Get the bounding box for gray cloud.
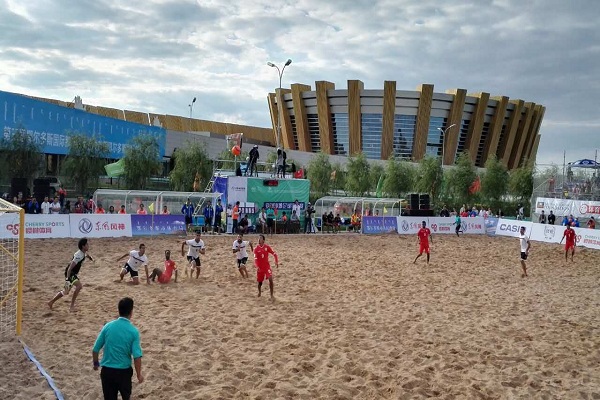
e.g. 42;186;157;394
0;0;597;166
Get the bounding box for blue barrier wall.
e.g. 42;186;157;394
0;90;166;159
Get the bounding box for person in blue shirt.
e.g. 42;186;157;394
214;198;224;234
266;205;276;235
561;215;569;226
203;202;214;233
93;297;143;400
574;218;580;228
181;199;195;232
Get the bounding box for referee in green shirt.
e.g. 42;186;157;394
92;297;143;400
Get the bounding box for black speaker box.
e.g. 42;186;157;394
419;193;430;210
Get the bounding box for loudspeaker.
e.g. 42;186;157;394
409;193;419;210
11;178;29;199
33;183;51;202
419;194;430;210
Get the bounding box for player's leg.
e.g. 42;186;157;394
413;250;423;263
47;286;66;310
571;246;575;262
100;367;120;400
149;268;161;282
257;269;264;296
195;259;201;279
520;260;528;278
130;270;140;285
426;249;430;264
240;259;249;278
144;265;150;284
268;276;274;299
120;264;129;281
69;280;83;312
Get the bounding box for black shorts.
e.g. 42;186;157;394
185;215;192;225
214;216;221;228
187;256;201;266
267;218;274;228
123;264;139;278
64;266;79;284
237;257;248;268
520;252;528;261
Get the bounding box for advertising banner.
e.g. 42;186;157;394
226;176;248;207
396;217;428;235
485;217;499;236
362;216;397;234
69;214;132;238
425;217;486;235
494;219;533;238
0;214;70;239
246;178;310;209
535;197;600;218
131;215;186;236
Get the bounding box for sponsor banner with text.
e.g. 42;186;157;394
131;215;186;236
0;214;70;239
362;216;398;234
535;197;600;218
396;217;428;235
485;217;499;236
69;214;132;238
427;217;486;235
494;219;533;238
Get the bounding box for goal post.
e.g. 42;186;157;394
0;198;25;336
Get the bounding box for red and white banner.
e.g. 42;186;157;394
427;217;485;235
69;214;132;238
535;197;600;218
0;214;71;239
494;219;534;238
396;217;427;235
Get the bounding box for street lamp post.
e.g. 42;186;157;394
188;97;197;119
437;123;457;165
267;58;292;149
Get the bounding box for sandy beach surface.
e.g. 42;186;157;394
3;233;600;399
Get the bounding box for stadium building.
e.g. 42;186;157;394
267;80;545;170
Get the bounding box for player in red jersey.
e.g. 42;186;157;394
148;250;178;284
559;224;576;262
253;234;279;299
413;221;432;264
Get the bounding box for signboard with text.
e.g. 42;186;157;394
131;215;186;236
69;214;132;238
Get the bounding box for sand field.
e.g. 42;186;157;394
2;233;600;399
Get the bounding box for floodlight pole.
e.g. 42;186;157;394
189;97;197;119
437;123;457;165
267;59;292;150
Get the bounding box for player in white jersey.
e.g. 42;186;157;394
181;231;206;279
518;226;531;278
48;238;94;312
232;233;253;278
116;243;149;285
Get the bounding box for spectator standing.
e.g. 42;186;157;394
439;205;450;218
92;297;144;400
247;145;259;177
538;210;546;224
203;202;214;232
214;199;223;234
40;196;51;214
587;216;596;229
548;211;556;225
51;197;61;214
181;199;194;232
232;201;240;234
58;185;67;208
28;198;41;214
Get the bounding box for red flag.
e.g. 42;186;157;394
469;176;481;194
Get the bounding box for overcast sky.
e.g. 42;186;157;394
0;0;598;167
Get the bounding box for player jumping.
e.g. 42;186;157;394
116;243;149;285
182;230;206;279
48;238;94;312
232;234;253;278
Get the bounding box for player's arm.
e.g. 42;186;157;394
429;233;433;244
86;254;95;262
200;246;206;255
116;253;129;262
249;242;254;252
559;233;565;244
174;268;178;283
181;241;186;256
144;264;150;284
268;246;279;267
526;239;531;254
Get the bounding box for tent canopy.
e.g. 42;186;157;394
568;159;600;169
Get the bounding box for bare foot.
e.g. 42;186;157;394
47;301;53;310
257;292;261;297
69;306;77;313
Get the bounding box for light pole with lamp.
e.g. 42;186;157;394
437;123;457;165
267;58;292;150
188;97;196;119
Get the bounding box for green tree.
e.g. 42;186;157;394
481;155;509;209
61;133;109;195
123;134;162;189
345;153;371;196
0;125;43;187
446;151;477;206
509;161;534;202
169;142;213;192
382;157;414;197
307;152;333;199
330;162;347;194
415;156;444;205
370;163;385;192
